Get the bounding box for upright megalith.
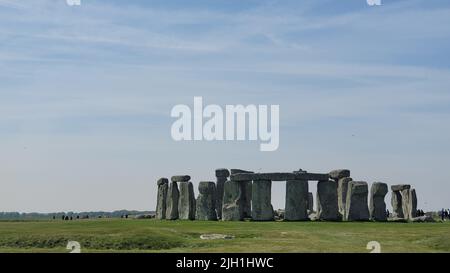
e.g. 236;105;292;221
400;187;417;221
156;178;169;220
178;181;196;220
369;182;388;221
215;169;230;219
285;180;309;221
345;181;370;221
222;180;243;221
230;169;253;218
329;169;350;181
337;177;353;216
166;181;180;220
391;184;410;219
316;180;340;221
196;182;217;221
308;192;314;212
252;180;274;221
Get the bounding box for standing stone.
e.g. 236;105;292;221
178;182;196;220
252;180;274;221
400;188;417;221
222;180;243;221
337;177;353;216
329;169;350;180
285;180;309;221
215;169;230;220
156;178;169;220
230;169;253;219
316;180;340;221
369;182;388;221
308;192;314;212
345;181;370;221
166;181;179;220
391;184;410;219
196;182;217;221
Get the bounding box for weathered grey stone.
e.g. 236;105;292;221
196;182;217;221
316;180;340;221
411;189;417;218
308;192;314;212
156;178;169;220
391;191;404;218
285;180;309;221
369;182;388;221
230;169;254;175
216;168;230;178
231;172;329;182
171;175;191;182
412;215;434;223
391;184;411;192
345;181;370;221
401;188;417;221
178;182;196;220
157;178;169;186
166;181;179;220
251;180;274;221
215;176;227;220
337;177;353;215
329;169;350;180
222;181;243;221
240;181;252;218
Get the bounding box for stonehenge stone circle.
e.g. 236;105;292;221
337;177;353;216
196;182;217;221
215;168;230;220
345;181;370;221
155;170;420;223
251;179;274;221
316;180;340;221
166;181;180;220
329;169;350;180
178;181;196;220
369;182;388;221
222;180;244;221
171;175;191;183
156;178;169;220
285;180;309;221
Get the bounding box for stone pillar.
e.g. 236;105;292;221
230;169;253;218
337;177;353;216
215;169;230;220
345;181;370;221
308;192;314;212
391;184;410;219
156;178;169;220
285;180;309;221
178;182;196;220
252;180;274;221
196;182;217;221
369;182;388;221
166;181;180;220
400;187;417;221
316;180;340;221
222;180;244;221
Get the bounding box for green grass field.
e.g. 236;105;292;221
0;219;449;253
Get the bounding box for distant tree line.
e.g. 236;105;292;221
0;210;154;220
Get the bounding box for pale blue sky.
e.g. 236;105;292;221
1;0;450;212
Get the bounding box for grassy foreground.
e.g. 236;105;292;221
0;219;449;253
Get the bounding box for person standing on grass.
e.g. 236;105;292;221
441;209;445;221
